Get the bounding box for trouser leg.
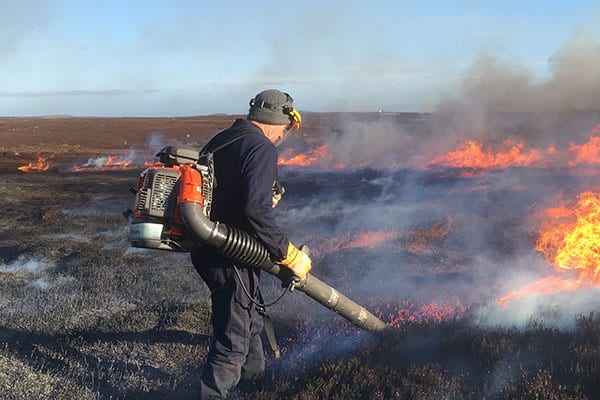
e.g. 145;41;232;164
241;303;265;381
198;266;265;399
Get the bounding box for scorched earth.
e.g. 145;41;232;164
2;112;600;399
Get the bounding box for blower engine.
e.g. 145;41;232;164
127;145;389;335
129;145;205;252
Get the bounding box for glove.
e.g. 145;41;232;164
279;242;312;279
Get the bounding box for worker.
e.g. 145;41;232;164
190;89;311;399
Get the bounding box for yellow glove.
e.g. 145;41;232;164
279;242;311;279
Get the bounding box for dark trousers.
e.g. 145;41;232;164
192;249;265;399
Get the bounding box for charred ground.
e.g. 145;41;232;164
1;114;600;399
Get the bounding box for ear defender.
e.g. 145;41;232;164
283;106;302;131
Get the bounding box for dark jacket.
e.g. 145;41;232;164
197;118;289;263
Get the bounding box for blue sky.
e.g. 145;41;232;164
1;0;599;116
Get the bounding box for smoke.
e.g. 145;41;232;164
297;26;600;172
433;28;600;148
473;286;600;329
145;132;169;148
540;28;600;113
0;257;54;292
27;278;53;291
0;256;51;273
271;29;600;335
275;136;600;335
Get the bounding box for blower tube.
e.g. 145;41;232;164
179;202;389;334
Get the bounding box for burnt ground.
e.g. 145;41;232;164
2;114;600;399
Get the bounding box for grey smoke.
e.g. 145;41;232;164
146;132;169;148
0;257;51;273
433;28;600;148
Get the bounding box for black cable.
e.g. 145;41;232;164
232;264;291;308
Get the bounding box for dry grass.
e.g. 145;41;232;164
1;168;600;399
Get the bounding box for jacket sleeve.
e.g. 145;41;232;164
240;140;289;261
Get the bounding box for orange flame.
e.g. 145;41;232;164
71;155;160;172
311;218;452;255
497;191;600;307
407;217;453;254
428;124;600;173
428;139;552;170
568;124;600;166
313;229;402;254
346;229;402;249
278;144;331;167
18;156;51;172
537;192;600;278
378;299;467;327
496;275;583;308
72;155;132;172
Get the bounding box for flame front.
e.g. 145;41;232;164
537;192;600;279
18;156;51;172
278;144;334;168
568;124;600;166
71;155;160;172
428;139;553;170
497;191;600;307
426;124;600;173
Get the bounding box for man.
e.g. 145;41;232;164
191;89;311;399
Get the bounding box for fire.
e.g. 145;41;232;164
71;155;160;172
428;139;551;170
346;229;402;249
497;191;600;307
72;155;132;172
311;218;452;255
18;156;52;172
278;144;332;167
428;124;600;173
536;192;600;277
568;124;600;166
18;152;160;173
313;229;402;254
496;275;583;308
378;299;467;327
407;217;452;254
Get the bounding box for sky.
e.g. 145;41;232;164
1;0;600;117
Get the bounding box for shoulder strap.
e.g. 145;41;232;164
198;128;262;219
201;128;261;155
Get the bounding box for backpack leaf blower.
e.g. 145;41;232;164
127;145;388;334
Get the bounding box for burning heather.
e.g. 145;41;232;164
17;155;52;172
12;119;600;326
279;123;600;172
70;154;160;172
498;191;600;307
5;110;600;398
5;28;600;398
268;119;600;331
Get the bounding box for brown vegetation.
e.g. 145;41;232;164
2;115;600;399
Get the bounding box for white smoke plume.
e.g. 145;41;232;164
0;256;51;273
145;131;169;148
